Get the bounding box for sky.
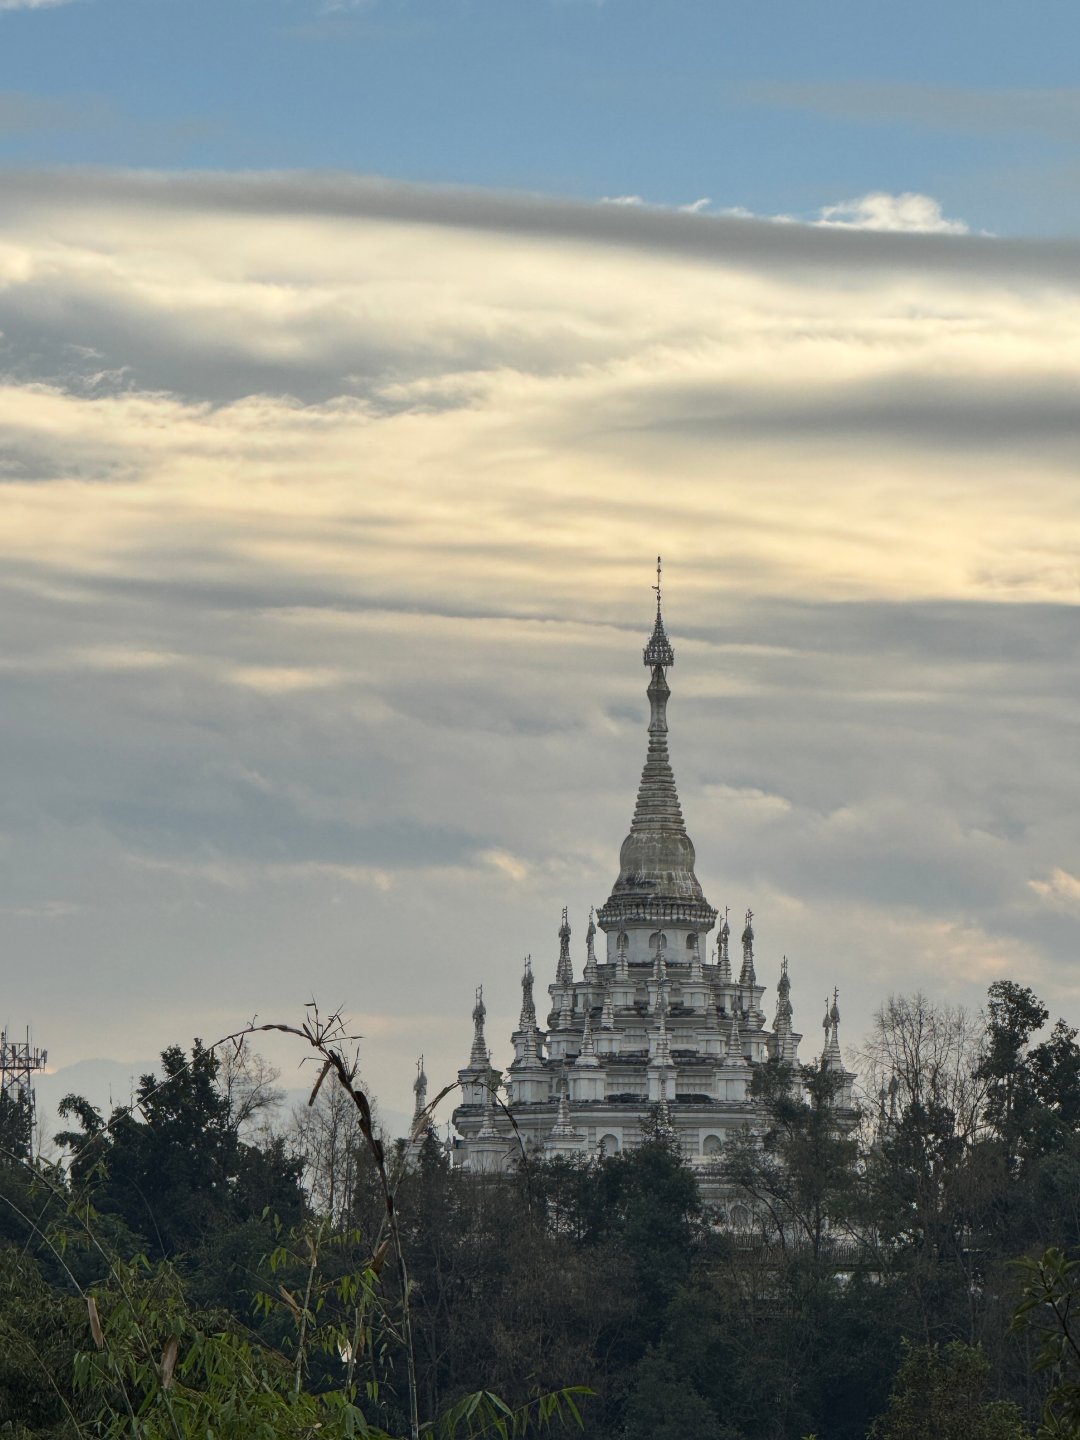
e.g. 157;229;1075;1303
2;0;1080;1137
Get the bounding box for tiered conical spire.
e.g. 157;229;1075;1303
717;910;732;983
575;1010;600;1067
469;986;488;1066
555;908;573;986
739;910;756;987
584;909;599;983
773;958;798;1064
518;956;536;1032
601;986;615;1030
412;1055;428;1121
728;1006;746;1064
549;1078;580;1138
476;1070;500;1139
597;560;716;932
822;988;843;1070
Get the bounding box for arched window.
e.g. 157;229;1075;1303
686;933;698;953
702;1133;723;1156
731;1204;751;1229
598;1133;621;1155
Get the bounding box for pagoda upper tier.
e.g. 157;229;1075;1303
597;562;717;936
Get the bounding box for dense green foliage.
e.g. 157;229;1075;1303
4;981;1080;1436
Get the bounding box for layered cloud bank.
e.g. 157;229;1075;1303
1;170;1078;1119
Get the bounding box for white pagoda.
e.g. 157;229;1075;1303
452;565;853;1179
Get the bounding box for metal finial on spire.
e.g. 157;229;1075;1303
643;556;675;668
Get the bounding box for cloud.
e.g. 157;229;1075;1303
0;168;1078;1121
0;0;78;9
1031;868;1080;912
1;169;1076;283
816;192;970;235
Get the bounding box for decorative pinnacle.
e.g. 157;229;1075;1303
584;908;599;982
468;985;489;1067
739;909;756;987
556;907;573;986
518;956;536;1031
412;1055;428;1118
774;958;793;1038
643;555;675;669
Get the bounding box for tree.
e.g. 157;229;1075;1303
868;1340;1029;1440
57;1040;305;1260
722;1060;858;1260
1012;1247;1080;1438
979;982;1050;1167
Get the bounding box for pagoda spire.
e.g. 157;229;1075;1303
549;1079;578;1138
601;985;615;1030
475;1067;500;1139
773;957;799;1065
597;561;717;934
469;986;488;1066
716;909;732;983
575;1010;600;1067
728;1005;747;1064
555;908;573;987
739;909;756;987
518;956;537;1032
412;1054;428;1121
822;988;843;1070
584;908;599;983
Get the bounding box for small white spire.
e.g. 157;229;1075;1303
518;955;537;1032
584;908;599;983
616;931;629;982
822;987;843;1070
601;985;615;1030
728;1006;746;1064
469;985;488;1066
412;1054;428;1120
476;1066;500;1139
549;1077;579;1138
555;907;573;986
717;910;732;984
575;1010;600;1067
739;908;756;987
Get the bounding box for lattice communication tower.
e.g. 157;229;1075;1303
0;1026;48;1160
